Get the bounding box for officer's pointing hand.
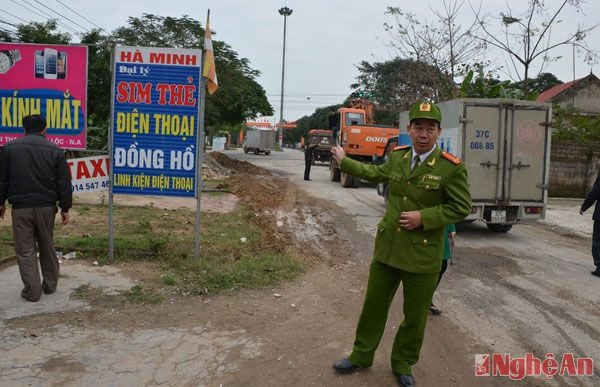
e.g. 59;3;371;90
331;145;345;163
399;211;422;230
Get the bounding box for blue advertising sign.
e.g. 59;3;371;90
111;46;201;197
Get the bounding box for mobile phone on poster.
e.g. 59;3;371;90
34;50;44;78
44;48;57;79
57;51;66;79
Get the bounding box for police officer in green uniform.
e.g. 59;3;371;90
330;101;471;387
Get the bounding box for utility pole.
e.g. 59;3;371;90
278;6;292;150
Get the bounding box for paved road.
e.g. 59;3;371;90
227;147;600;385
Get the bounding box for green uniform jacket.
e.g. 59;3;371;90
341;146;471;273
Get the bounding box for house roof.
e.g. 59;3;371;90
536;77;583;103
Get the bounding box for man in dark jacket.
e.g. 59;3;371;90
304;142;318;181
0;114;72;301
580;164;600;277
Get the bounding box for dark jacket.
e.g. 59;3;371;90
581;171;600;221
0;133;72;212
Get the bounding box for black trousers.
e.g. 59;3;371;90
304;160;312;180
436;259;448;288
593;220;600;269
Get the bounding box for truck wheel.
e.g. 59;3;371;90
330;163;341;182
352;176;361;188
340;172;354;188
265;151;271;155
244;148;249;154
254;149;259;155
487;224;513;232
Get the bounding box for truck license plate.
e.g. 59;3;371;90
491;210;506;223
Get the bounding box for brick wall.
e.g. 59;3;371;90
550;139;600;197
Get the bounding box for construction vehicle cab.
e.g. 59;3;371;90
328;100;398;187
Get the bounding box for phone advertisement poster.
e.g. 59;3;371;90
111;46;201;197
0;43;88;149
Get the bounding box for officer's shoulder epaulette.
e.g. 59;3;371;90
441;151;462;165
393;145;411;151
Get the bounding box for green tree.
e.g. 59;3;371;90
0;29;14;42
351;58;450;122
511;72;563;94
459;65;529;99
15;20;70;44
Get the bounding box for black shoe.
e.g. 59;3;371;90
332;358;362;374
20;291;40;302
591;269;600;278
42;281;55;294
395;374;415;387
304;178;311;181
429;304;442;315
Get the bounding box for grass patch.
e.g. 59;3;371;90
125;285;163;304
4;201;307;297
160;272;177;286
71;284;94;300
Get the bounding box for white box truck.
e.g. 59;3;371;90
398;98;552;232
243;129;276;155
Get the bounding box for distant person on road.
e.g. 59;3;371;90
580;163;600;278
0;114;72;302
329;101;471;387
304;142;318;181
429;223;456;315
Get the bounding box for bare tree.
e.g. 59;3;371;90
470;0;599;95
384;0;484;98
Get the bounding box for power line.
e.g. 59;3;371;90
0;18;18;27
54;0;102;30
16;0;80;35
10;0;56;23
0;9;29;24
30;0;90;33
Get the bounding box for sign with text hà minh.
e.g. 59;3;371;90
0;43;88;149
111;46;201;197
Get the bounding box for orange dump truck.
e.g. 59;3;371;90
328;100;398;187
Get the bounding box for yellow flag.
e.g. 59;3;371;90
203;12;218;94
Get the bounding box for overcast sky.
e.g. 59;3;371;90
2;0;599;121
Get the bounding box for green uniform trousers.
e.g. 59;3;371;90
348;261;439;375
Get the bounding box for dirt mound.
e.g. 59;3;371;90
211;153;349;265
210;152;270;176
202;154;231;180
